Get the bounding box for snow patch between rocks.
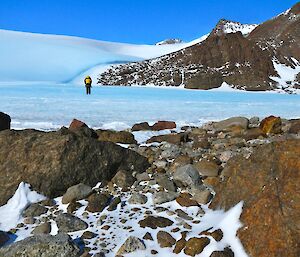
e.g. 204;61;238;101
0;182;46;231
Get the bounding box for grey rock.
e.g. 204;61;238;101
107;196;121;211
160;143;181;159
128;193;148;205
23;203;47;218
136;172;151;182
62;183;93;204
213;117;249;132
117;236;146;255
55;213;88;233
152;191;178;204
111;170;136;189
0;234;80;257
0;231;10;247
173;164;201;188
155;174;176;192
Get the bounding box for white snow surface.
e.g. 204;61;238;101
0;29;204;84
8;182;248;257
222;22;257;36
0;182;46;231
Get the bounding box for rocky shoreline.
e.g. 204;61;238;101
0;112;299;257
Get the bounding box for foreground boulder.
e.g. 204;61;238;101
259;115;282;134
151;121;176;131
210;139;300;257
212;117;249;132
0;112;11;131
0;128;149;205
0;234;80;257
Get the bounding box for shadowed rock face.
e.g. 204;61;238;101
99;2;300;92
0;128;149;206
210;139;300;257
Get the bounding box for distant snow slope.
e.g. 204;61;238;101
0;29;205;84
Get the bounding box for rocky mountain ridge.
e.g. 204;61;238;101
98;2;300;93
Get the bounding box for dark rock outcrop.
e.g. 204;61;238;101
210;139;300;257
0;128;149;206
96;129;137;144
0;112;11;131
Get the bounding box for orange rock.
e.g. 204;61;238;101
259;116;282;134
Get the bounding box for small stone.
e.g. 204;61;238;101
56;213;88;233
194;160;220;177
116;236;146;255
151;250;158;254
175;209;193;220
23;203;47;218
184;237;210;256
86;193;111;213
143;232;153;241
173;164;201;188
67;201;83;213
157;231;176;248
108;197;121;211
81;231;97;239
139;216;173;229
173;233;187;254
200;229;223;242
210;247;234;257
176;193;199;207
111;170;136;189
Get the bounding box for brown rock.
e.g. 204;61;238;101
86;193;111;213
289;119;300;134
111;170;136;189
200;229;223;241
146;133;186;144
210;247;234;257
151;121;176;131
157;231;176;248
138;216;173;229
259;115;282;134
69;119;88;130
176;193;199;207
169;155;192;172
242;127;265;141
143;232;153;241
194;160;220;177
81;231;97;239
173;233;187;254
32;222;51;235
184;237;210;256
132;122;151;131
210;139;300;257
96;129;137;144
67;201;83;213
0;112;11;131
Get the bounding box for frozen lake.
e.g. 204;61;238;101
0;83;300;130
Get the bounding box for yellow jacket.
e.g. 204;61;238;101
84;77;92;86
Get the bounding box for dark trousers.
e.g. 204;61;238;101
86;85;91;95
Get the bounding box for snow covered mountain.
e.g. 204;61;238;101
0;29;191;84
156;38;183;45
99;2;300;93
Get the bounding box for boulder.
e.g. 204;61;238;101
173;164;201;188
132;122;151;131
176;193;199;207
259;115;282;134
151;121;176;131
0;112;11;131
155;174;176;192
56;213;88;233
0;129;149;205
69;118;88;130
139;216;173;229
0;234;80;257
242;127;265;141
111;170;136;189
62;183;93;204
193;160;220;177
23;203;48;217
117;236;146;255
157;231;176;248
0;231;10;247
213;117;249;132
96;129;137;144
128;193;148;205
86;192;111;213
107;196;121;211
146;133;187;144
32;222;51;235
289;119;300;134
210;139;300;257
152;191;178;205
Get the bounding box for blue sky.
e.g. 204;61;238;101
0;0;298;44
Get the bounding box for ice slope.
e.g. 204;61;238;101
0;29;195;84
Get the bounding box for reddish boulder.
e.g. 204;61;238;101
131;122;151;131
259;116;282;135
210;139;300;257
151;121;176;131
69;119;88;130
0;112;11;131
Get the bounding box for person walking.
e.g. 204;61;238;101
84;76;92;95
